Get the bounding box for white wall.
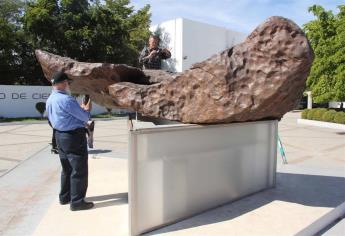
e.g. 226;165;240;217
0;85;107;118
151;18;247;72
182;18;247;71
329;102;345;108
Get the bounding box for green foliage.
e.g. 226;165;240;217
0;0;26;84
0;117;48;123
322;110;337;122
307;109;317;120
304;108;327;120
23;0;151;65
1;0;151;85
35;102;46;117
312;108;328;120
333;112;345;124
304;4;345;103
301;109;310;119
302;108;345;124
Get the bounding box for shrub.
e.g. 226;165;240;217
333;112;345;124
35;102;46;118
304;108;328;121
307;109;315;120
312;108;328;121
303;108;345;124
322;110;337;122
307;109;316;120
301;109;310;119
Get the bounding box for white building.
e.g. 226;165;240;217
150;18;247;72
0;85;107;118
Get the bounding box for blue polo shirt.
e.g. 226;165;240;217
46;90;90;131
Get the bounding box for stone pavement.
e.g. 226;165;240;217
0;118;129;236
277;111;345;177
0;118;129;176
0;123;51;176
0;113;344;236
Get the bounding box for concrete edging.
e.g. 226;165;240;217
296;202;345;236
297;119;345;131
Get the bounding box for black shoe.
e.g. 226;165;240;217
59;199;70;205
70;201;94;211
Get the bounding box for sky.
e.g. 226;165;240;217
130;0;343;33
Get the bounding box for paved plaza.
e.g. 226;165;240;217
0;112;344;235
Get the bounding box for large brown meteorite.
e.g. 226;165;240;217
36;16;313;124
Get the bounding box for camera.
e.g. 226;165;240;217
83;95;90;105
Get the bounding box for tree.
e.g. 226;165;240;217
304;4;345;103
35;101;46;118
332;5;345;102
0;0;151;85
0;0;50;85
0;0;23;84
23;0;151;65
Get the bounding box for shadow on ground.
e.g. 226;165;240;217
145;173;345;235
86;192;128;209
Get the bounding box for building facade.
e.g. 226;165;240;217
150;18;247;72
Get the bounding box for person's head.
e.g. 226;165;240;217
51;71;71;92
148;35;160;49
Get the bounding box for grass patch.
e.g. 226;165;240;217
0;117;47;123
91;113;128;119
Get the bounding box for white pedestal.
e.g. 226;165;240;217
128;120;278;235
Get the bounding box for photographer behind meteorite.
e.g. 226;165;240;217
139;34;171;70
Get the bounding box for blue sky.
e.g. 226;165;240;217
130;0;343;33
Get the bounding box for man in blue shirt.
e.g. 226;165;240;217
46;71;94;211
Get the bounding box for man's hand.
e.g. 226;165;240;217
147;50;158;59
81;99;92;112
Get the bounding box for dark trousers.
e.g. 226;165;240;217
55;128;88;205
